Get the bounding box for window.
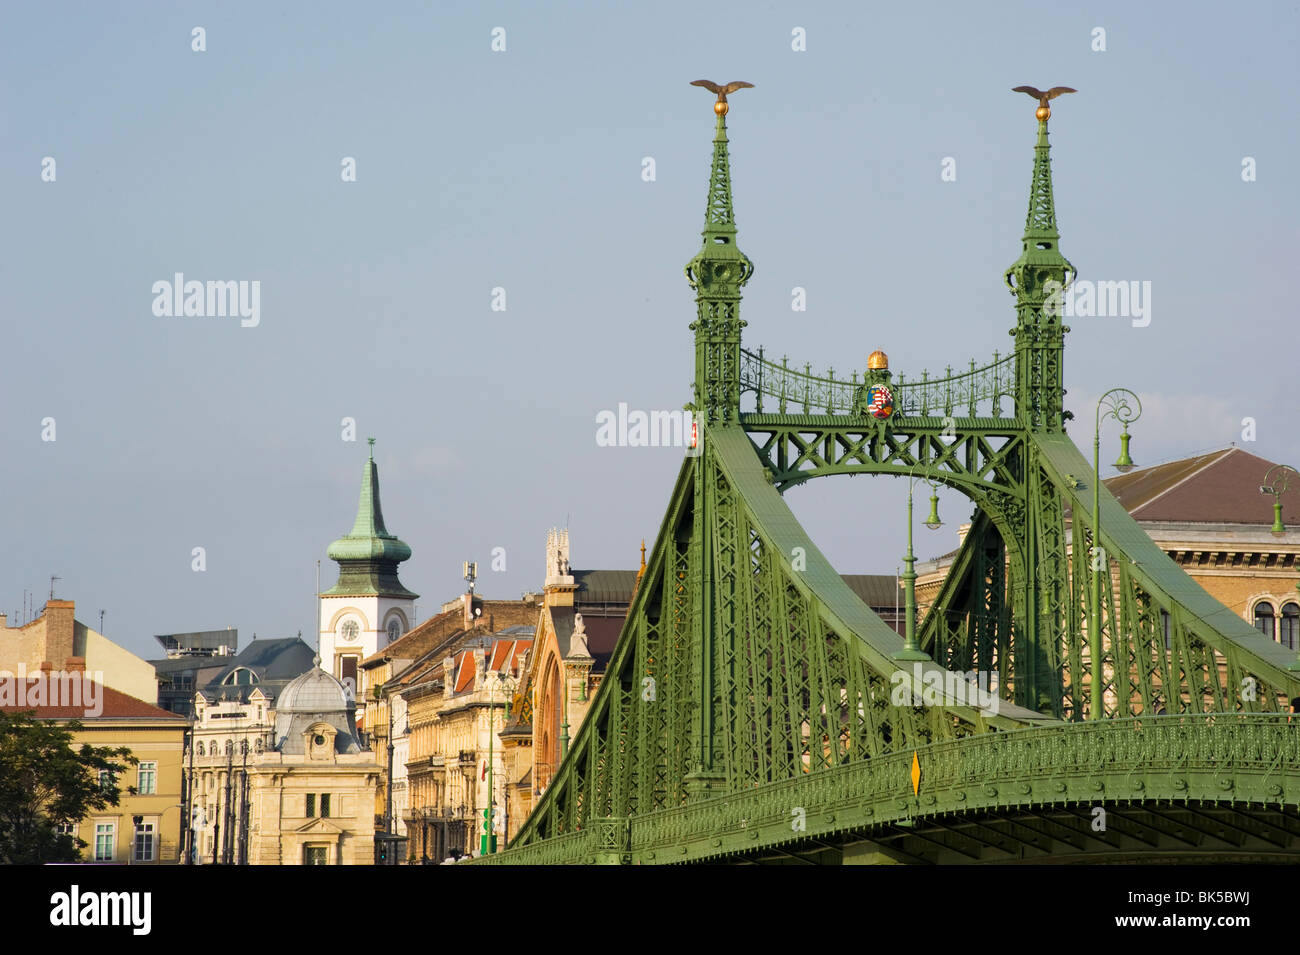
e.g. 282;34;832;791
387;618;402;642
340;656;358;700
1255;601;1276;640
306;793;316;817
98;770;114;792
1281;603;1300;651
133;821;155;862
222;667;259;686
304;845;328;865
56;821;76;837
94;823;115;862
197;742;205;756
321;794;331;818
137;761;157;795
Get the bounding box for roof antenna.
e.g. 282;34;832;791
315;560;322;668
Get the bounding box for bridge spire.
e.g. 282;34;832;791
685;81;754;424
1005;88;1076;432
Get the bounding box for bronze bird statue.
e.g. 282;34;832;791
691;79;754;115
1012;85;1076;120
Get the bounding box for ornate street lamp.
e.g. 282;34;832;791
893;465;943;661
1090;388;1141;720
1260;464;1297;538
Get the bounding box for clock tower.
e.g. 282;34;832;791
319;440;418;703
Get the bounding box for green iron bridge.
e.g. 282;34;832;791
478;88;1300;864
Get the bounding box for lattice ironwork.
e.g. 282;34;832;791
739;348;1016;419
471;92;1300;866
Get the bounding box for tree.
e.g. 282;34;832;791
0;711;136;864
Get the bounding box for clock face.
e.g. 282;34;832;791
340;620;359;643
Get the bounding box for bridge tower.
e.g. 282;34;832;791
1004;104;1076;432
685;95;753;425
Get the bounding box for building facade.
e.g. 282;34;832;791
402;628;532;861
1;598;157;704
0;670;187;863
185;665;380;864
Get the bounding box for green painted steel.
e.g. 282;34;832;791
472;93;1300;865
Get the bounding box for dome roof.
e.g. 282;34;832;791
277;666;353;714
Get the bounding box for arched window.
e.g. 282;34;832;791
225;739;233;756
1281;602;1300;651
387;618;403;642
1254;601;1276;640
197;742;205;756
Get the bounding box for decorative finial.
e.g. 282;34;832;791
367;436;375;459
867;350;889;371
1012;85;1076;122
690;79;754;116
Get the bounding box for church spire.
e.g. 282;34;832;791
324;439;416;598
1004;87;1077;432
685;80;755;424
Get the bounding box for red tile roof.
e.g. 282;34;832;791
0;675;186;720
1104;447;1300;524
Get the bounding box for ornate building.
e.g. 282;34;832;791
401;627;532;861
186;664;381;864
360;589;541;858
320;441;418;717
184;635;316;862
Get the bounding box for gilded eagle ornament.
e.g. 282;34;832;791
1012;85;1076;120
691;79;754;114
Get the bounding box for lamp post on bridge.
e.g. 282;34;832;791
1260;465;1297;538
1090;388;1141;720
894;465;943;661
1259;464;1300;672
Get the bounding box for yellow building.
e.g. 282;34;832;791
1;598;158;704
0;670;187;863
401;628;532;861
361;590;541;860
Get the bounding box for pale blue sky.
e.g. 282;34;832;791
2;1;1295;660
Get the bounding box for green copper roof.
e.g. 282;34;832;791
323;442;417;598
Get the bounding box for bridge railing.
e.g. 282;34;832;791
739;348;1017;418
626;713;1299;860
473;700;1297;864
